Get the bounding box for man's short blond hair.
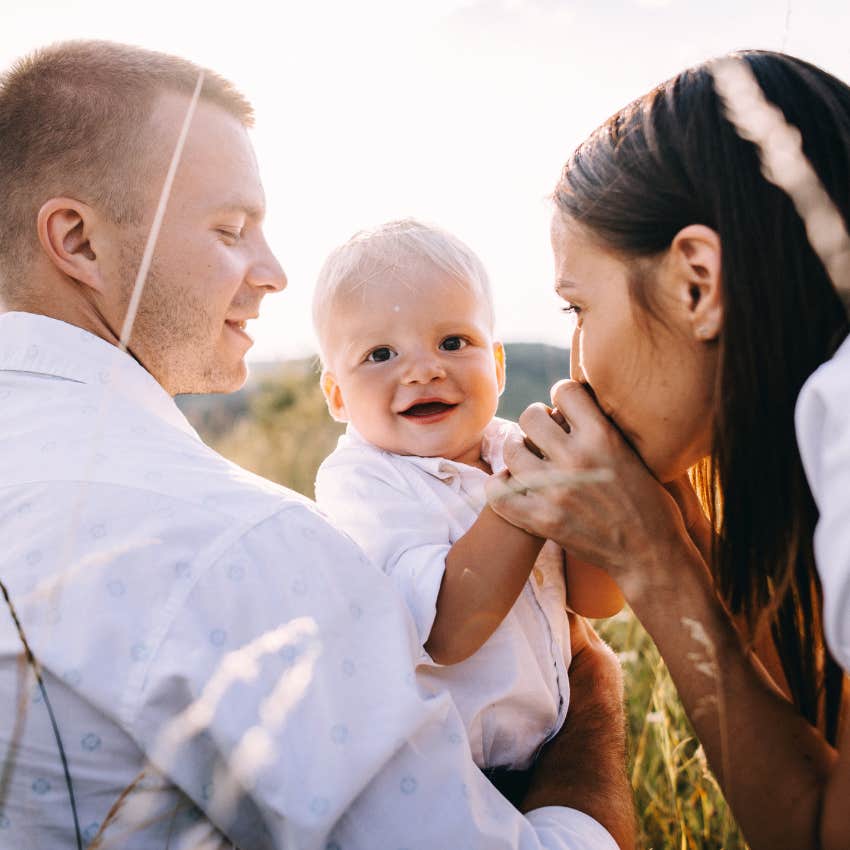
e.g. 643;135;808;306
0;40;253;295
312;218;494;362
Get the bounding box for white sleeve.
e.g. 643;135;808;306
129;505;618;850
316;452;450;645
796;339;850;674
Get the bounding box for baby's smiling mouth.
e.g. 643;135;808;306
399;400;458;418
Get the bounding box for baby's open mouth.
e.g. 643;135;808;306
399;401;458;418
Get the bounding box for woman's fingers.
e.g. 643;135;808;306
516;382;620;470
502;425;546;477
517;402;578;465
550;379;609;433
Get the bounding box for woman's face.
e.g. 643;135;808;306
550;212;718;482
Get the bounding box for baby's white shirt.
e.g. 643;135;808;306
315;419;571;771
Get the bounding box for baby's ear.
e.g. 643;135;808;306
320;370;349;422
493;341;506;396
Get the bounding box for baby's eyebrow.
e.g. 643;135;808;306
342;337;376;359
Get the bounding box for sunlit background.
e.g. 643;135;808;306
3;0;849;361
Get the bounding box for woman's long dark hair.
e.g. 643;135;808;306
555;50;849;744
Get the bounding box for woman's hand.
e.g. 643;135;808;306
486;380;697;600
496;390;843;850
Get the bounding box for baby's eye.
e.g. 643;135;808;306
439;336;467;352
366;346;396;363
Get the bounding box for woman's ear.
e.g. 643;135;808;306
493;341;506;396
669;224;723;341
36;197;104;292
320;370;349;422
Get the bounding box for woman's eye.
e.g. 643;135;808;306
561;304;582;315
366;347;396;363
439;336;467;352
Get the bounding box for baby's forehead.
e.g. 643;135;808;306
335;259;487;306
333;279;494;341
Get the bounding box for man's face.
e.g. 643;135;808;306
108;93;286;395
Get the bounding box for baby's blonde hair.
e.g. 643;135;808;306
312;218;494;362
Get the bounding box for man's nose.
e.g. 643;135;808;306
248;234;287;293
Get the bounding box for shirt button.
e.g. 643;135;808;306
533;567;545;586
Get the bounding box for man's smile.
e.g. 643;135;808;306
224;318;253;344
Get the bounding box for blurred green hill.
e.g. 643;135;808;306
176;342;570;497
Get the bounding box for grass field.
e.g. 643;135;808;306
596;612;746;849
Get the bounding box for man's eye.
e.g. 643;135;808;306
439;336;467;352
218;227;243;242
366;347;396;363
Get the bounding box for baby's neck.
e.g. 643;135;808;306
450;440;491;474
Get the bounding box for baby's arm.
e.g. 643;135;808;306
425;507;544;665
563;553;625;619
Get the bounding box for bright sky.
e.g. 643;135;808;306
2;0;849;361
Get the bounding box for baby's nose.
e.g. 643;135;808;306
402;355;446;383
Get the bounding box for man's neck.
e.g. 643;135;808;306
5;292;159;390
8;288;122;350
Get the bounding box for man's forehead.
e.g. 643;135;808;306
147;93;265;216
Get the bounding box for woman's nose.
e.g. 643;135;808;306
569;326;585;382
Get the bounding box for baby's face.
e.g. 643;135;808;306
321;267;505;467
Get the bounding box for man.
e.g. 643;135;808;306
0;41;634;849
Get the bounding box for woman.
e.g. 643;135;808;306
489;50;850;850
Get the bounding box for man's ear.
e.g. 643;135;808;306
36;197;104;292
320;370;349;422
493;341;506;396
668;224;723;341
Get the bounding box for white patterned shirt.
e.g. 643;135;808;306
0;312;616;850
315;425;571;771
796;331;850;675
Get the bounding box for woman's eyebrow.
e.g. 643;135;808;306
555;278;580;292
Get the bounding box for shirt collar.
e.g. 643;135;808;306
343;421;511;487
0;311;200;439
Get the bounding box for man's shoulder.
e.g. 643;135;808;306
1;378;311;528
103;410;317;527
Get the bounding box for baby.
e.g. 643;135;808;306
313;219;622;790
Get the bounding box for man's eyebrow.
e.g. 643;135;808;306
214;200;266;221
